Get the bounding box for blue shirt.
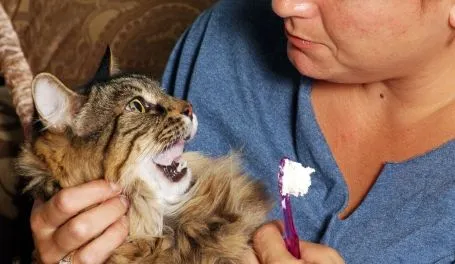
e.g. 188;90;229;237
161;0;455;263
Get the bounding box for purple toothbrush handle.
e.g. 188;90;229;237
279;158;301;259
282;195;301;259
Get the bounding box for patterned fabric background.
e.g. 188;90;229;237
2;0;216;86
0;85;22;219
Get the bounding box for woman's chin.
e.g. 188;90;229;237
287;44;343;81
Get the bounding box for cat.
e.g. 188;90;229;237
16;49;272;264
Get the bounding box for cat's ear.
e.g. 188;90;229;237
93;46;120;80
32;73;85;132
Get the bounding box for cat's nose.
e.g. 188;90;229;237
182;103;193;120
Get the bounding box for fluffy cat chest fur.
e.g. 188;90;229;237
109;152;270;263
19;135;271;263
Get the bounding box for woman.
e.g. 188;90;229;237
30;0;455;263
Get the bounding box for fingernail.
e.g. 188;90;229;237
120;195;129;208
110;182;121;193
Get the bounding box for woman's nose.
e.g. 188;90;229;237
272;0;319;19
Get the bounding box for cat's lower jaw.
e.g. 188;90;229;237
155;167;193;206
123;164;194;239
137;158;193;203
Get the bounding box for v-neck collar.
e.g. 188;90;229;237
295;77;455;223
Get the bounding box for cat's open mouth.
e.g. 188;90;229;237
152;140;188;182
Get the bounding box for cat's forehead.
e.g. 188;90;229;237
95;74;166;102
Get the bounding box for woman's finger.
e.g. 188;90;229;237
242;249;260;264
32;180;121;231
253;220;300;263
72;215;129;264
53;195;129;253
300;241;345;264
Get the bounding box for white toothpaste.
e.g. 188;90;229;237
282;159;315;197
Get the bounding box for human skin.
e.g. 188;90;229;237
273;0;455;84
250;0;455;263
30;180;129;264
244;221;344;264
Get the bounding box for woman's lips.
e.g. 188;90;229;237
285;31;316;50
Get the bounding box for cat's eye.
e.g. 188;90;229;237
127;98;146;113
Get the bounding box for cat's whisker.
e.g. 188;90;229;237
31;118;41;126
29;118;48;133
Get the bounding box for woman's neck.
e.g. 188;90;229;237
361;50;455;125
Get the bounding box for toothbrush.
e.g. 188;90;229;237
278;158;315;259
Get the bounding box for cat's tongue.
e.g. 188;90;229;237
153;140;185;166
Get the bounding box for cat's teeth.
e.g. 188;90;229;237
177;160;187;172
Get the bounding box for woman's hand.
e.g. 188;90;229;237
245;221;345;264
30;180;130;264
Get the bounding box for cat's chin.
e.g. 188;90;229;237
152;163;193;204
137;158;193;205
134;140;193;204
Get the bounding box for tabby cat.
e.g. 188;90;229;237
17;50;271;263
